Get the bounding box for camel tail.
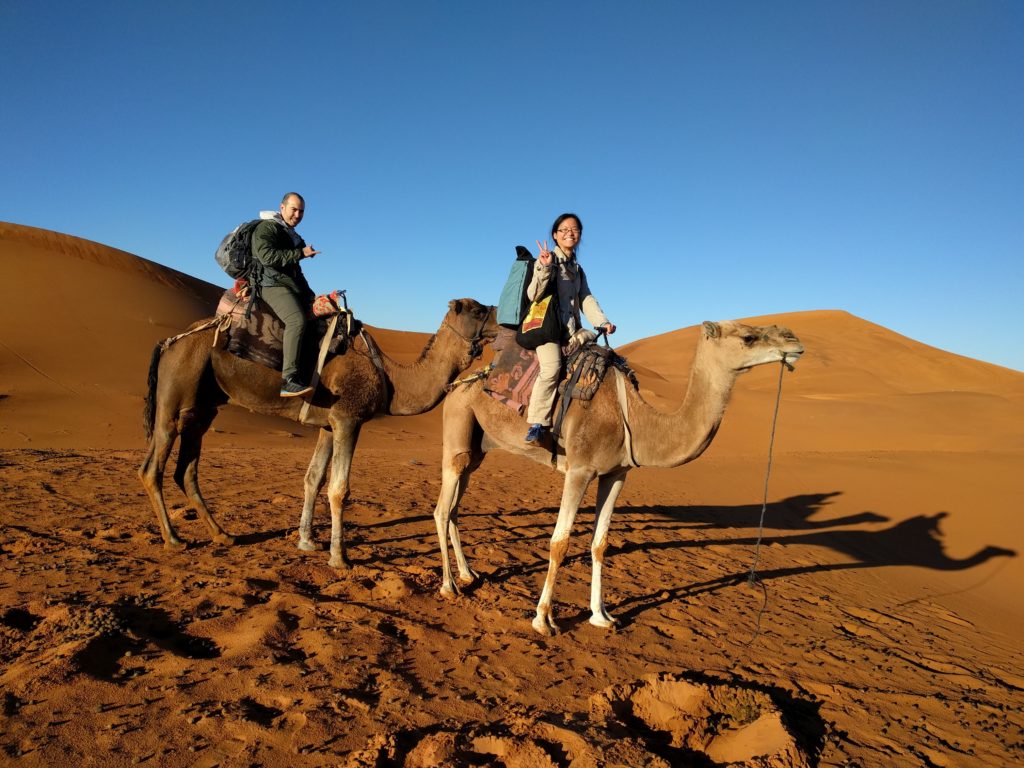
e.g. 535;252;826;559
143;343;163;441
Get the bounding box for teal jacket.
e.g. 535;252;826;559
252;219;314;298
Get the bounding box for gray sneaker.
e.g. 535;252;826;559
280;377;314;398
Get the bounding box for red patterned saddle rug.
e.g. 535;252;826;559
215;287;350;372
483;328;539;416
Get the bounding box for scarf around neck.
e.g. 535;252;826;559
259;210;303;247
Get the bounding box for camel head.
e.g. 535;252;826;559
700;320;804;374
444;298;499;358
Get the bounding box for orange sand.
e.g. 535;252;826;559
1;222;1022;766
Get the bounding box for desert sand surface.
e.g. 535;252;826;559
1;221;1022;767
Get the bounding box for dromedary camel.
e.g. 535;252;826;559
432;320;804;635
140;298;497;567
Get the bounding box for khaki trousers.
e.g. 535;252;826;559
526;341;562;426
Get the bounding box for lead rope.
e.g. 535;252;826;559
744;357;789;646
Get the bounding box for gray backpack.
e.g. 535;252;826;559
214;219;262;278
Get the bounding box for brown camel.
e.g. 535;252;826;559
140;298;497;567
431;320;804;635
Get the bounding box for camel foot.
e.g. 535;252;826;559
328;554;351;570
163;538;187;552
589;611;619;629
213;532;235;546
439;584;457;599
531;614;559;637
457;569;478;586
297;539;318;552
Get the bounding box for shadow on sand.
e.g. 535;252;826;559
439;491;1016;618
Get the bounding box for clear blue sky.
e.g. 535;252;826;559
3;2;1022;371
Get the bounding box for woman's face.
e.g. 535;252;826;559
552;218;581;254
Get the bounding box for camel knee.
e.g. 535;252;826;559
328;485;350;509
447;451;473;476
549;536;570;565
591;538;608;566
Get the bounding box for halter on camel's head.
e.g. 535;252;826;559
442;300;496;360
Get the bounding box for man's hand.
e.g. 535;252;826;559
602;323;616;335
302;245;320;258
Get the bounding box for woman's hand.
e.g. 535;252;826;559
602;322;616;335
536;239;553;266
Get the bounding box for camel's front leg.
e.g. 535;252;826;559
326;418;360;569
532;466;596;636
432;451;474;597
297;429;333;551
589;470;627;628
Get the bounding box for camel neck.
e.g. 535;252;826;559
630;345;738;468
381;328;475;416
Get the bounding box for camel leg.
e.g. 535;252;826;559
448;445;485;585
448;502;479;585
173;409;234;546
326;418;360;569
532;466;596;636
138;419;186;551
589;470;627;628
297;428;333;551
433;452;470;597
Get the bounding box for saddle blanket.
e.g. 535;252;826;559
483;328;539;416
215;288;350;373
483;328;637;418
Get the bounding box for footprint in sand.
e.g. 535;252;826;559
346;673;823;768
590;673;820;767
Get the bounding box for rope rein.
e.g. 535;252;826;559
744;356;790;646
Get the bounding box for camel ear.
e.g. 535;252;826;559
702;321;720;339
449;299;463;314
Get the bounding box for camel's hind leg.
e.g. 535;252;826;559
589;469;627;628
326;417;361;569
173;408;234;545
138;418;186;551
297;428;333;551
532;465;596;636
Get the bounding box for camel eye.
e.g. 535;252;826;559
741;334;758;346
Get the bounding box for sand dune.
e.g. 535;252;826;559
1;222;1022;766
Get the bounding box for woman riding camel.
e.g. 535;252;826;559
523;212;615;443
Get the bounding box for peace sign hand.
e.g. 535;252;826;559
536;239;553;266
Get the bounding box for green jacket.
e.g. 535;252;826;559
251;219;313;298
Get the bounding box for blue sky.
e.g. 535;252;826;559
3;1;1022;371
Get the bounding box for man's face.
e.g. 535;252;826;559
280;196;305;227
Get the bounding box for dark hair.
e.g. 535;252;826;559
281;192;305;206
551;212;582;240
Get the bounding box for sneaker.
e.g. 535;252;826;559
280;377;314;398
525;423;546;443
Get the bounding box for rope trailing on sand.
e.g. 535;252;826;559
744;357;790;646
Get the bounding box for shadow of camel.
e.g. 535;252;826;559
461;495;1014;618
347;492;869;560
